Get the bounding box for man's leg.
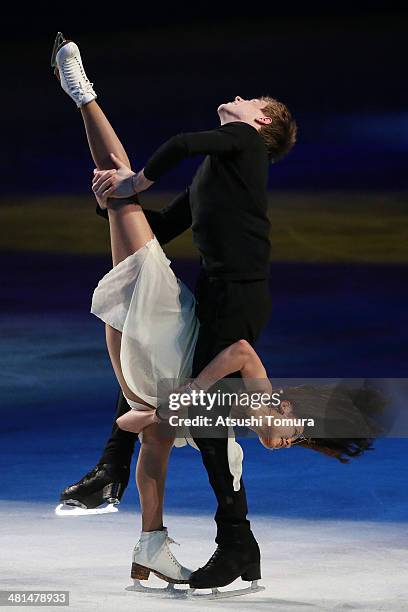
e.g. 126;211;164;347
192;276;271;541
188;275;271;588
98;391;137;465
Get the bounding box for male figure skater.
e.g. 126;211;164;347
57;35;297;590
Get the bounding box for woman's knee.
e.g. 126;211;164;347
142;424;174;448
116;415;130;431
116;413;139;432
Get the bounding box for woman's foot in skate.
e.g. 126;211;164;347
51;32;97;107
131;527;192;584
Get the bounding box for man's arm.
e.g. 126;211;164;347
143;188;192;245
94;123;251;198
95;188;192;246
143;122;249;181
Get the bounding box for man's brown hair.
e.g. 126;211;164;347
258;96;297;162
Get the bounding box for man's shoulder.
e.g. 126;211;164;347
222;121;267;151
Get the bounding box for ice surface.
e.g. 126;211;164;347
1;502;407;611
2;256;408;610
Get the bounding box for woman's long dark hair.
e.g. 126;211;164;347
279;381;390;463
298;437;374;464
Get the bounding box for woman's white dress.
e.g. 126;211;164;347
90;236;244;491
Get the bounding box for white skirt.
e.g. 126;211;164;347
90;235;244;491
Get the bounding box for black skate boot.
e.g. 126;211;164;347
56;463;130;516
188;535;265;599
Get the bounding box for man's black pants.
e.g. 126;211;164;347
189;273;271;545
100;271;272;545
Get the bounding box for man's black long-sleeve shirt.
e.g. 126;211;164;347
98;121;271;280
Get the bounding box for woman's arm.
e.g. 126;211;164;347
174;341;300;448
157;340;272;422
193;339;271;395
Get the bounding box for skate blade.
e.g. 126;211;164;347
50;32;67;68
187;580;265;600
55;503;119;516
126;580;188;599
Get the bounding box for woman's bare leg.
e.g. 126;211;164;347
136;423;175;531
103;204;154;404
81;100;131;170
79;100;172;530
80;100;153;265
79;100;153;402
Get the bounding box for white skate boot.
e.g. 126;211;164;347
51;32;97;108
128;527;192;596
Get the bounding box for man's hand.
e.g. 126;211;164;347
92;153;155;203
92;153;136;200
131;168;155;194
91;169;114;209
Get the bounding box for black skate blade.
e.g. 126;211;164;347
50;31;67;68
187;580;265;599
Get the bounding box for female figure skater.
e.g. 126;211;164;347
52;35;380;592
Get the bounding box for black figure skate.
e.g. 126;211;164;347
187;537;265;599
55;463;130;516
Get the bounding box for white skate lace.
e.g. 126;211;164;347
60;56;94;101
134;533;185;570
164;536;184;568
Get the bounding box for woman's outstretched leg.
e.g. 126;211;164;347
54;38;181;546
54;45;139;508
80;100;153;265
79;100;154;399
79;102;175;532
78;100;176;530
80;101;130;170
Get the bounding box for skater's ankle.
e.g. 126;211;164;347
142;523;165;533
106;198;141;211
80;99;97;113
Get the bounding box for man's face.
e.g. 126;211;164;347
217;96;270;127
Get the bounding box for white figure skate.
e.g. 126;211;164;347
51;31;97;107
126;527;192;597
